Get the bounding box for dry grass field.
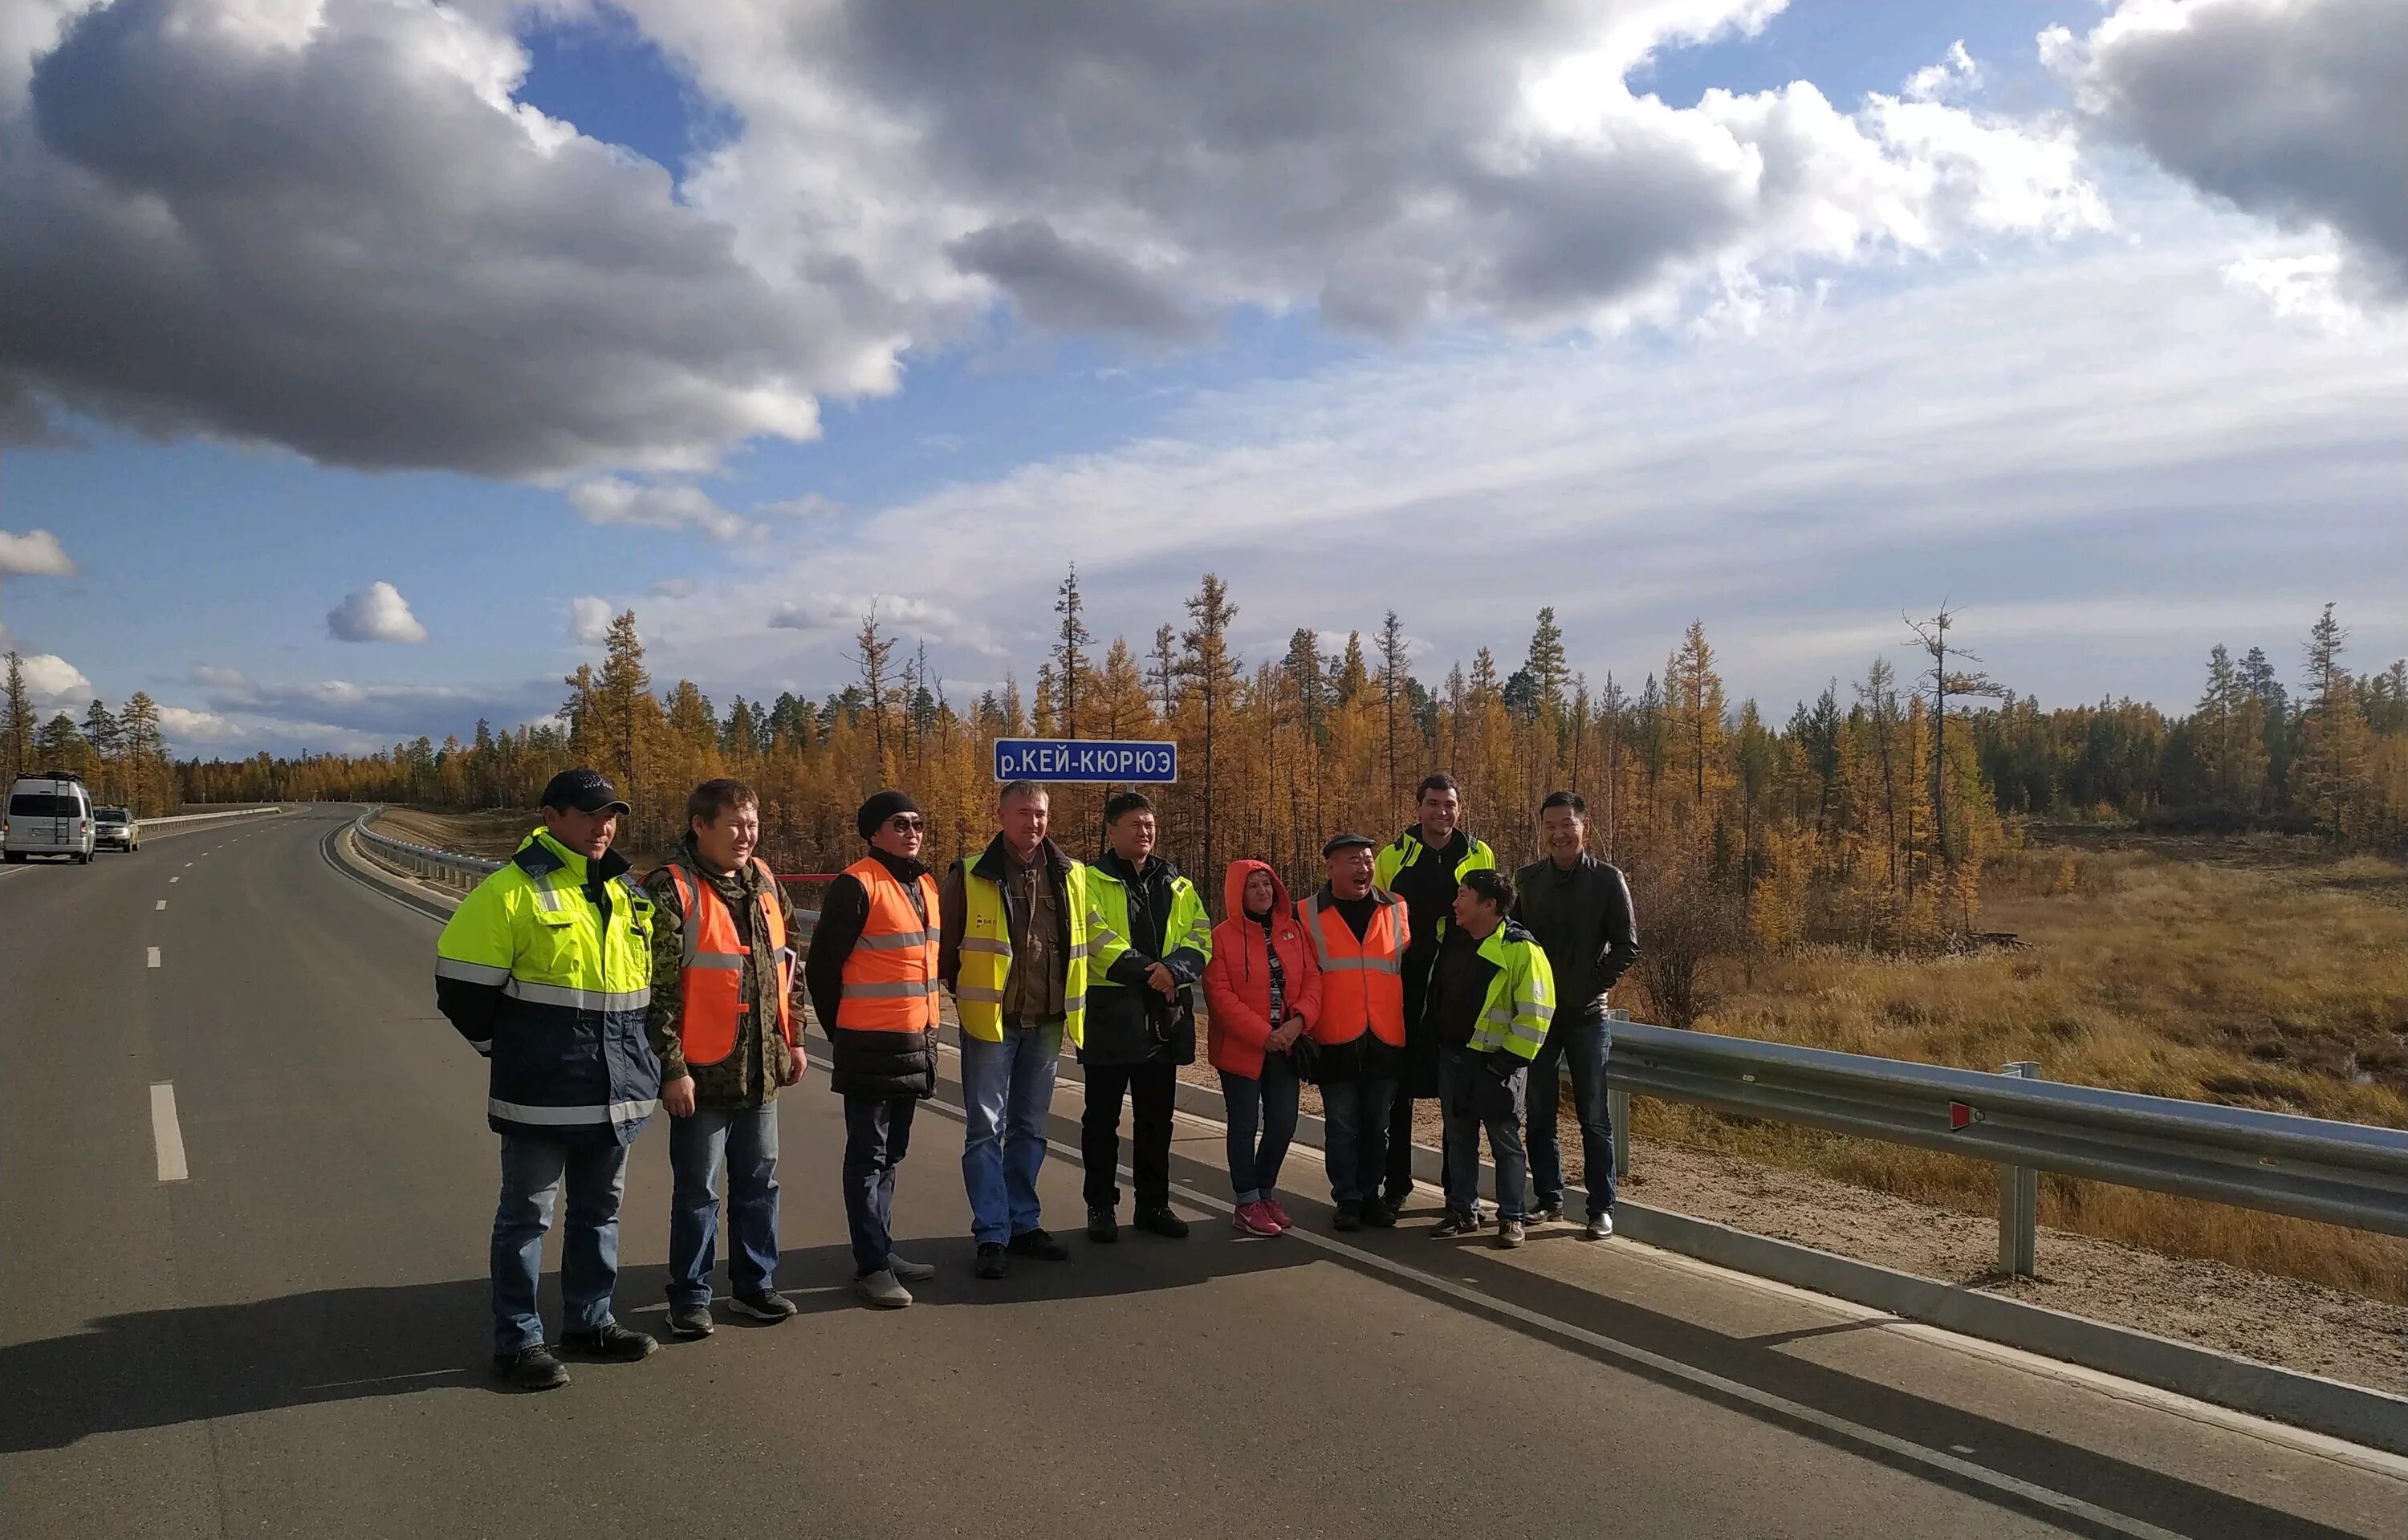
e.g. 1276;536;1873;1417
1645;831;2408;1300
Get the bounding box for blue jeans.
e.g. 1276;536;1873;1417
1528;1017;1616;1217
958;1020;1062;1244
1439;1046;1529;1221
844;1095;917;1276
491;1135;629;1355
666;1105;781;1306
1220;1054;1300;1205
1319;1076;1395;1205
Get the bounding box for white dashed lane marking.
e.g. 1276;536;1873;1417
156;900;166;911
146;947;161;969
151;1084;189;1182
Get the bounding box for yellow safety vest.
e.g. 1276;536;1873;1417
952;854;1121;1046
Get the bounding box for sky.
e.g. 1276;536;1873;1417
1;0;2402;757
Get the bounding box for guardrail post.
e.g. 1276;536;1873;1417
1606;1008;1632;1184
1998;1060;2040;1277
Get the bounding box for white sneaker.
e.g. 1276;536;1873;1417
856;1269;913;1309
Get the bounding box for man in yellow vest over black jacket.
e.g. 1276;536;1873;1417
1372;773;1497;1211
939;780;1124;1279
805;790;943;1308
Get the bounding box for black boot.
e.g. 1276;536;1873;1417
1133;1205;1189;1238
1087;1205;1120;1242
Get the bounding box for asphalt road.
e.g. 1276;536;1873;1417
2;806;2398;1538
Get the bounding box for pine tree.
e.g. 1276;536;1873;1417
120;692;165;815
1376;609;1410;811
1663;620;1727;820
1053;563;1092;739
1148;624;1178;722
2;652;32;786
1283;628;1328;742
1904;607;2004;868
1178;574;1241;885
849;605;897;778
2296;603;2371;841
1524;606;1569;719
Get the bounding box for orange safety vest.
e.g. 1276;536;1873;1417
665;859;792;1067
1301;888;1408;1049
837;855;942;1033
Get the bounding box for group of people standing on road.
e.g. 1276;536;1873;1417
433;766;1636;1392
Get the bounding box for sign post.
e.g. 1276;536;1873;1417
991;738;1178;784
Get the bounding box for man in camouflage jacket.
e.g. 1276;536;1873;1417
643;779;807;1336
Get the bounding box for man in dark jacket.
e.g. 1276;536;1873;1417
1080;791;1211;1242
805;790;942;1307
1511;791;1639;1240
645;780;809;1339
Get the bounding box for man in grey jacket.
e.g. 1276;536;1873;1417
1511;791;1638;1239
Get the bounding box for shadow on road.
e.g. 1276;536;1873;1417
0;1232;1323;1457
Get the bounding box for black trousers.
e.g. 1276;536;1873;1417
1385;1086;1422;1202
1081;1060;1176;1211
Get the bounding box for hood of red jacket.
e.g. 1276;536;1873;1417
1222;858;1291;924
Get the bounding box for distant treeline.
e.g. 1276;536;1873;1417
56;577;2400;971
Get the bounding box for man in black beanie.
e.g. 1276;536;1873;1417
804;790;942;1306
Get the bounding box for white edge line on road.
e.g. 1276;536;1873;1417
150;1083;189;1182
817;1051;2190;1540
146;946;161;969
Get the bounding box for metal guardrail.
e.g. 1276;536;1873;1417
141;806;284;827
1604;1021;2408;1274
348;811;823;927
344;807;2408;1277
349;811;503;891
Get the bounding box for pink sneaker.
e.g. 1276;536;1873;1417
1233;1201;1283;1237
1263;1199;1296;1233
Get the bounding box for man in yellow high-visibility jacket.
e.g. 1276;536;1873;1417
939;780;1123;1279
435;768;661;1392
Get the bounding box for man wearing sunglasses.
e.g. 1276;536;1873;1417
804;790;944;1307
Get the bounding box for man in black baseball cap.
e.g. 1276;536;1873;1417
542;768;633;817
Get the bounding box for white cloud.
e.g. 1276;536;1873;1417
768;592;962;636
187;663;249;688
649;577;698;599
568;595;613;646
566;478;758;542
18;651;91;706
635;219;2404;715
325;581;429;644
757;493;844;521
1904;39;1980;104
156;705;244;745
6;0;2137;478
2048;0;2406;294
0;527;75;576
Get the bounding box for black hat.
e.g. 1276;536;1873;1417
1322;831;1375;858
540;768;630;815
857;789;922;841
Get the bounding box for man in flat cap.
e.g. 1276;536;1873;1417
805;790;943;1306
1297;831;1413;1231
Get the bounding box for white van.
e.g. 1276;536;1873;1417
4;772;96;863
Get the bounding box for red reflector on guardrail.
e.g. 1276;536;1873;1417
1950;1101;1981;1130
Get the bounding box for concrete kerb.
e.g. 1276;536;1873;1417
317;824;2408;1457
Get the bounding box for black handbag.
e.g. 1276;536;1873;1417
1285;1031;1320;1080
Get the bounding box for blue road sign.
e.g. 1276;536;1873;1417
992;738;1178;783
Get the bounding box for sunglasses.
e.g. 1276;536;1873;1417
889;815;925;831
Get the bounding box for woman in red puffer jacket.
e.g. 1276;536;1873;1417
1202;859;1322;1237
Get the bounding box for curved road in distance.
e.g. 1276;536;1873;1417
1;804;2397;1538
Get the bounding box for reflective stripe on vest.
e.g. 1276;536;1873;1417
1302;890;1407;1048
665;859;791;1067
839;856;942;1034
954;859;1093;1046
